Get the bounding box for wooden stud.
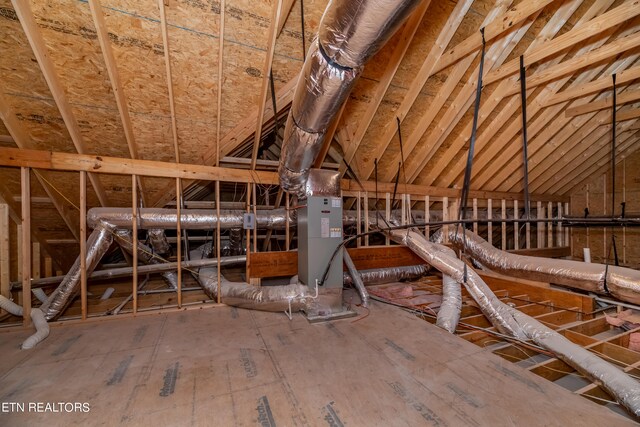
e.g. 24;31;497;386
424;195;430;237
487;199;493;246
514;200;519;249
547;201;553;248
246;184;251;281
80;171;87;320
557;202;563;247
11;0;109;206
17;224;22;280
176;178;182;308
132;174;138;315
526;200;531;249
613;108;640;123
31;242;40;279
253;183;257;252
44;256;52;278
357;191;362;248
20;167;31;326
537;201;544;249
400;193;406;226
472;198;478;234
443;197;449;244
158;0;181;163
276;0;296;36
364;193;369;246
501;199;506;250
385;193;391;245
251;0;284;170
484;1;640;85
285;192;290;251
545;65;640;107
0;204;9;302
216;0;225;302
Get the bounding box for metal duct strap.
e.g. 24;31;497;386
42;221;116;320
279;0;421;196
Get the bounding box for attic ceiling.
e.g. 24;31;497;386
0;0;639;267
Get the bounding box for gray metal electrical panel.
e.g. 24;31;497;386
298;195;343;289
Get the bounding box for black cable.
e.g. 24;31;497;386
612;73;617;217
374;158;379;219
391;162;401;211
269;70;280;145
520;54;531;220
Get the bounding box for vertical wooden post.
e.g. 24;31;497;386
472;198;478;234
565;201;570;254
547;201;553;248
557;202;563;247
603;174;606;259
525;199;531;249
31;242;40;279
356;191;362;248
400;193;406;226
215;180;221;303
80;171;88;320
501;199;506;250
364;192;369;246
20;167;31;326
245;184;251;280
406;194;412;225
0;204;9;313
487;199;492;246
424;195;430;237
132;174;138;315
513;200;519;249
176;178;182;308
537;201;543;249
44;256;52;278
285;192;290;251
442;197;449;244
17;224;22;281
385;193;391;245
622;158;626;264
252;183;257;252
585;184;590;253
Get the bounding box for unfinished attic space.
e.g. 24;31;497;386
3;0;640;425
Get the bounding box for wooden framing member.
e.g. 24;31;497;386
215;0;225;303
547;201;553;248
545;65;640;107
0;203;9;304
472;198;478;234
566;89;640;117
276;0;296;36
158;0;181;163
176;178;182;308
31;242;40;279
0;91;80;240
88;0;148;206
0;147;570;202
132;174;138;315
11;0;110;206
432;0;556;73
250;0;283;170
487;198;492;246
501;199;506;250
484;0;640;85
20;167;31;326
513;199;519;249
612;107;640;122
79;171;87;320
424;195;430;237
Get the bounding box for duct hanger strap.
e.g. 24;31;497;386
520;54;531;220
611;73;617;216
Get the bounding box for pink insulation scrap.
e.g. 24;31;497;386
368;284;414;300
630;333;640;353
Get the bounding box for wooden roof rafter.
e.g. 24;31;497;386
416;0;590;188
88;0;149;207
566;89;640;117
11;0;110;207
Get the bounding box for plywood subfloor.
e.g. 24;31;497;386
0;302;635;426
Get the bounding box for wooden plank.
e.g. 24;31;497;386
132;174;138;315
249;246;425;279
176;178;182;309
0;147;570;202
251;0;283;170
487;198;493;246
615;107;640;122
10;0;109;206
513;200;519;249
545;64;640;106
501;199;506;250
484;0;640;85
276;0;296;36
158;0;181;163
20;167;30;326
566;88;640;117
547;201;553;248
80;171;87;320
0;204;9;302
473;198;478;234
432;0;556;73
509;246;571;257
31;242;40;279
44;256;52;278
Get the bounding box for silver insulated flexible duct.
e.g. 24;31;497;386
278;0;422;196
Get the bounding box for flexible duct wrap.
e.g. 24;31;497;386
343;250;369;307
437;271;462;334
21;308;49;350
42;221;115;320
443;227;640;304
343;264;430;286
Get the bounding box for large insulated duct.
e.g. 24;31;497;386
41;221;115;321
443;227;640;305
278;0;422;196
386;226;640;416
343;264;430;286
343;250;369;307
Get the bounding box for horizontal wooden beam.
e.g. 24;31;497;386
566;88;640;117
0;147;569;202
484;0;640;85
509;246;571;258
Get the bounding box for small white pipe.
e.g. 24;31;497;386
583;247;591;263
